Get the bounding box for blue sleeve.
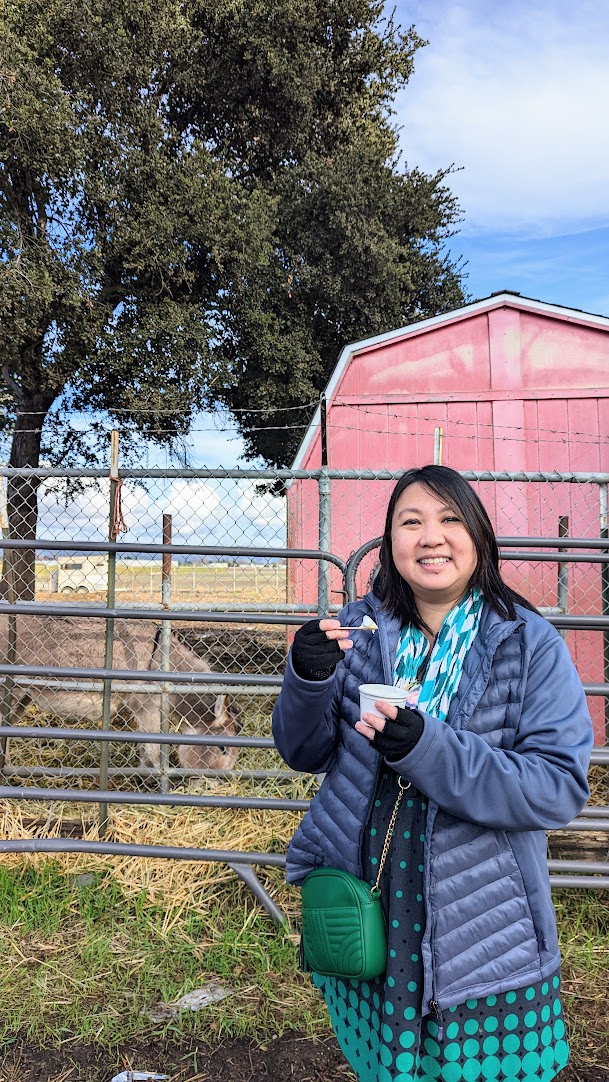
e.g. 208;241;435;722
389;632;593;831
271;652;340;773
271;601;363;773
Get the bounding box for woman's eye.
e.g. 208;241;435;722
443;516;461;523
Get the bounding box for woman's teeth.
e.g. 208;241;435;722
419;557;450;565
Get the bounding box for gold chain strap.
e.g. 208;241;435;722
371;776;411;896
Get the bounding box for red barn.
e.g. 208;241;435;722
287;291;609;740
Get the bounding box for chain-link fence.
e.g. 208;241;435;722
0;465;608;897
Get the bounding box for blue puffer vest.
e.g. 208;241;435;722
272;592;593;1016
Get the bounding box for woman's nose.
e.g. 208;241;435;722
419;523;444;546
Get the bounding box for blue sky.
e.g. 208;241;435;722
393;0;609;311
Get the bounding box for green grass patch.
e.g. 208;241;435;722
554;890;609;1070
0;862;607;1068
0;861;327;1050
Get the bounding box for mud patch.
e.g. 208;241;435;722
0;1032;352;1082
0;1032;607;1082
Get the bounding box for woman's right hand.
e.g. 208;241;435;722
291;619;353;681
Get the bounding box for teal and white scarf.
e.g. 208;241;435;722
394;588;484;722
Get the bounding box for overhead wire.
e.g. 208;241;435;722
13;401;318;415
3;400;608;445
337;402;609;443
325;424;605;447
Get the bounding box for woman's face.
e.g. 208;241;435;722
390;483;478;608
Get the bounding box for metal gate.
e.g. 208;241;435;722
0;465;608;924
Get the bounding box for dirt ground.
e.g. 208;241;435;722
0;1033;607;1082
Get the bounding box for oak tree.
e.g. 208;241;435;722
0;0;465;595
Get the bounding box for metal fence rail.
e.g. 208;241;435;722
1;465;608;918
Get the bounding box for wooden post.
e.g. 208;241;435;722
0;472;16;776
159;514;172;793
433;427;443;465
99;430;119;834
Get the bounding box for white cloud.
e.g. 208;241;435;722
36;474;286;549
393;0;609;233
235;483;286;542
38;478;111;539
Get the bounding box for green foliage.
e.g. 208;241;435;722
0;0;466;475
0;0;274;465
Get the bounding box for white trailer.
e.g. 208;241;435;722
55;556;108;594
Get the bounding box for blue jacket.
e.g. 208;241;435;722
272;592;593;1015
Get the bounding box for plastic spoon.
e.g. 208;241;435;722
335;615;378;633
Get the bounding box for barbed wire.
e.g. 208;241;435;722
5;402;608;444
4;420;607;445
325;423;605;447
338;403;609;442
11;401;318;416
1;423;311;435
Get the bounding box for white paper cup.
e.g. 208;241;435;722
359;683;409;722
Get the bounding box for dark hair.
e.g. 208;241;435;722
372;465;537;629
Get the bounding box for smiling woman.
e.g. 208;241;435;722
273;464;593;1082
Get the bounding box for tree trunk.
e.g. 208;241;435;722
1;392;56;601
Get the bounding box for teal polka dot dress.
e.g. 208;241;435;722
312;773;569;1082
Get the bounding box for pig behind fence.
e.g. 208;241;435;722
0;615;239;773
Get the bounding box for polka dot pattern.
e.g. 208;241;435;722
312;774;569;1082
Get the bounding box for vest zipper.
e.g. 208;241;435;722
429;1000;444;1041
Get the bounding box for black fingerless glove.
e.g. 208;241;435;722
372;705;425;761
291;619;343;681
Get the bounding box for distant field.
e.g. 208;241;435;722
34;561;288;605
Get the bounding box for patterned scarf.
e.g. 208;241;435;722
393;588;484;722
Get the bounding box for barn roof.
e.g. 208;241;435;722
292;291;609;469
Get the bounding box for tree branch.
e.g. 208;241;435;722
2;365;21;401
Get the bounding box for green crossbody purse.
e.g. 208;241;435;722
299;777;410;980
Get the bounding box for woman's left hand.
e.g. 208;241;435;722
355;700;396;741
356;701;425;760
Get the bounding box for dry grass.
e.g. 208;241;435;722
0;775;310;920
1;639;608;1062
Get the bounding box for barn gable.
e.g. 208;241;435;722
293;292;609;473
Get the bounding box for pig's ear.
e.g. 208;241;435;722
211;694;239;731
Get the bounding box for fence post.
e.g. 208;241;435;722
99;431;119;834
557;516;569;643
318;469;331;617
0;474;16;778
159;514;172;793
600;484;609;742
433;427;443;465
317;394;331;617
